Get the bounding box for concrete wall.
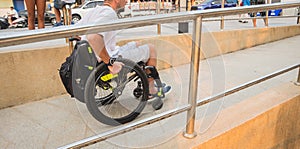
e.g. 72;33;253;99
0;46;69;108
0;25;300;109
194;95;300;149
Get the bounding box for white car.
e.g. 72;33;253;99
71;0;104;23
117;4;131;18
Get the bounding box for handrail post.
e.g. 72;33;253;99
157;0;162;35
220;0;225;30
297;7;300;24
295;66;300;86
183;16;202;139
264;0;270;27
62;5;74;53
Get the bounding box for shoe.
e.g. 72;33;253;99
155;82;166;88
242;20;248;23
149;84;171;99
53;22;63;27
238;20;242;22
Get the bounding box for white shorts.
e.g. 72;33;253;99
117;42;150;63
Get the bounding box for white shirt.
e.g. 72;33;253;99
8;9;18;18
76;6;119;59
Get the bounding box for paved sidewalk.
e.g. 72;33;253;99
0;15;298;53
0;35;299;148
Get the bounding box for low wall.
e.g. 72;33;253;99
0;25;300;109
195;95;300;149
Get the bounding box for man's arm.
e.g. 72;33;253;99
86;34;110;64
86;34;123;74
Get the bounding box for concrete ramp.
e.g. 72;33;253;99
0;35;299;148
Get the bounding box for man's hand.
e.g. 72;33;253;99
108;61;124;74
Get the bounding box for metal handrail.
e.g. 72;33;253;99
0;2;299;48
197;64;300;107
203;14;300;21
59;104;192;149
58;64;300;149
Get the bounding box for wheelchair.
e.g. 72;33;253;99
84;58;169;126
68;39;170;126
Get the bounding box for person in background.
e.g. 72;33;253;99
6;6;19;26
47;3;52;11
238;0;250;23
53;0;75;27
24;0;46;30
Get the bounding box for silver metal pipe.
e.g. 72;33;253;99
157;0;161;35
295;66;300;86
265;0;271;27
220;0;225;30
183;16;202;139
197;63;300;107
1;2;300;48
202;15;299;22
58;104;191;149
297;7;300;24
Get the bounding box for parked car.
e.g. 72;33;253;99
0;17;9;29
254;9;282;17
192;0;282;16
18;10;56;25
191;0;237;10
251;0;282;16
72;0;104;23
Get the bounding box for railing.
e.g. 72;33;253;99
1;2;300;48
0;2;300;149
59;64;300;149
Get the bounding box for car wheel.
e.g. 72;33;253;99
0;22;4;29
50;18;56;25
72;15;81;24
22;22;27;28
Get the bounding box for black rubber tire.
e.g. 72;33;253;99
50;18;56;25
84;58;149;126
72;14;81;24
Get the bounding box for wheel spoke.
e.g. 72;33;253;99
85;59;148;125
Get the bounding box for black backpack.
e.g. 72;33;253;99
59;40;97;103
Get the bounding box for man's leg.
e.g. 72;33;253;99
24;0;35;30
145;44;158;95
133;42;156;93
8;16;12;26
119;42;170;96
252;17;257;27
54;7;61;23
36;0;46;29
68;10;73;24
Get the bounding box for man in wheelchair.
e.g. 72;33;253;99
75;0;171;107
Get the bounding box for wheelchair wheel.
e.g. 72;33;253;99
84;58;149;126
